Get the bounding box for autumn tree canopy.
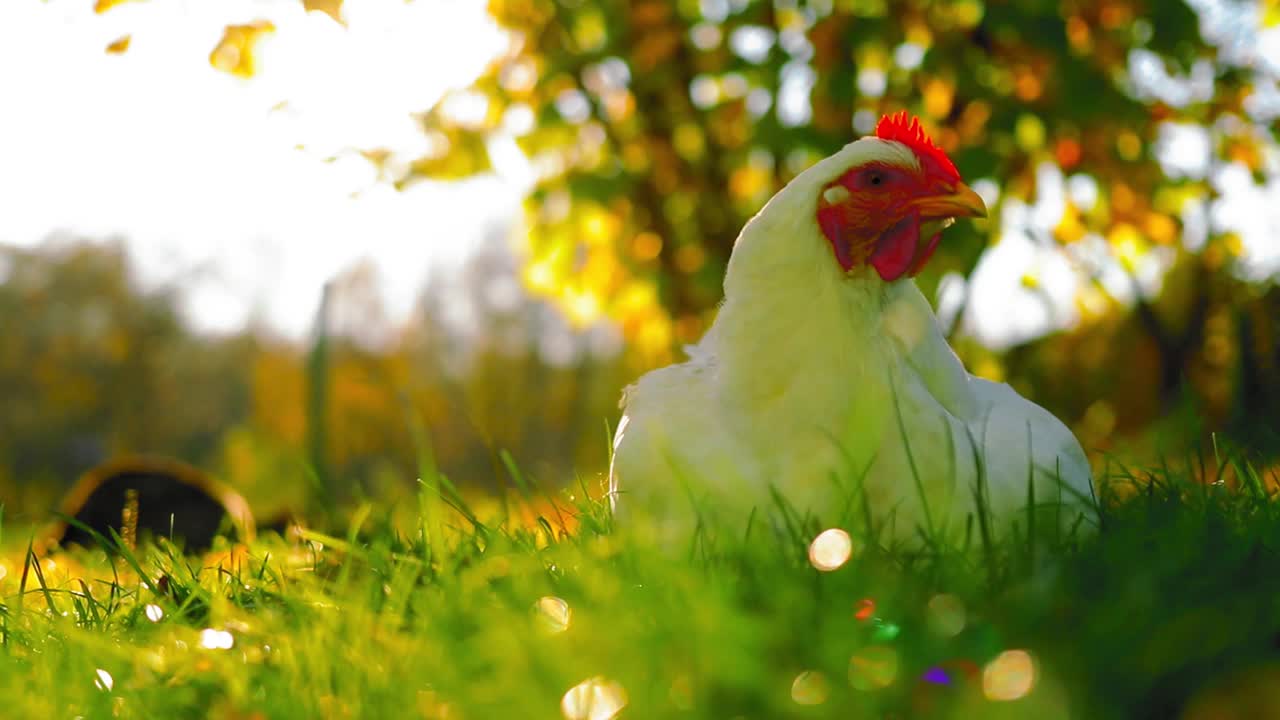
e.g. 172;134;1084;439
414;0;1280;448
417;1;1272;334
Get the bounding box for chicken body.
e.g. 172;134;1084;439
610;133;1093;539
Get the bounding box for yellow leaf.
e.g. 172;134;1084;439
105;35;131;55
94;0;141;14
302;0;344;25
209;21;276;78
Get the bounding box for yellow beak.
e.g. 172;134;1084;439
911;182;988;220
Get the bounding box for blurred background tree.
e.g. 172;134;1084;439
420;0;1280;459
0;239;625;524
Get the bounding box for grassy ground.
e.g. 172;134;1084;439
3;450;1280;719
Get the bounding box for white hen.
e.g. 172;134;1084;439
610;112;1093;540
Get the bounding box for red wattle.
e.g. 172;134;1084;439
869;214;920;281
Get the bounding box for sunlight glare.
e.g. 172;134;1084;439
561;676;628;720
0;0;519;340
983;649;1037;701
144;604;164;623
808;528;853;572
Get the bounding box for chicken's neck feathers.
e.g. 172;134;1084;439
697;136;943;475
712;209;895;468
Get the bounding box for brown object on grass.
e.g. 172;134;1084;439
47;455;255;553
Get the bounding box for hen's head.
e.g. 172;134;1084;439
815;112;986;281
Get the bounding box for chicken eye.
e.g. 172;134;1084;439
869;172;883;185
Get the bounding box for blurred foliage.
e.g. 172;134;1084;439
0;241;625;521
0;243;255;514
418;0;1280;454
6;0;1280;521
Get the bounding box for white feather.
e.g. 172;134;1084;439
610;138;1093;539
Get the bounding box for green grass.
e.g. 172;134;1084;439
3;452;1280;719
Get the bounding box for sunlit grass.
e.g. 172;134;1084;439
3;449;1280;718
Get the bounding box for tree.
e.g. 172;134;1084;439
420;0;1279;448
0;241;256;510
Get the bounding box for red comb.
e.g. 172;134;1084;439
874;111;960;183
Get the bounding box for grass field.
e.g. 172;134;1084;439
2;447;1280;719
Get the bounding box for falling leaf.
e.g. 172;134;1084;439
209;21;276;78
105;35;131;55
94;0;141;13
302;0;344;25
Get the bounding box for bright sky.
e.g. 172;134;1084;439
0;0;1276;351
0;0;527;339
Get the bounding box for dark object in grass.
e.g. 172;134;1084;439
48;455;255;553
257;511;305;541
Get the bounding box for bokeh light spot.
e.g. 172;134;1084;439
689;23;722;51
922;666;950;685
791;671;830;705
94;668;113;692
534;596;572;633
926;594;966;637
893;42;925;70
1015;114;1046;151
857;67;887;98
871;619;900;642
853;109;878;134
808;528;853;571
854;597;876;621
561;676;628;720
849;645;899;690
144;604;164;623
630;232;663;262
1117;130;1143;161
690;75;720;108
730;25;774;64
983;649;1037;701
674;244;707;274
199;628;235;650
